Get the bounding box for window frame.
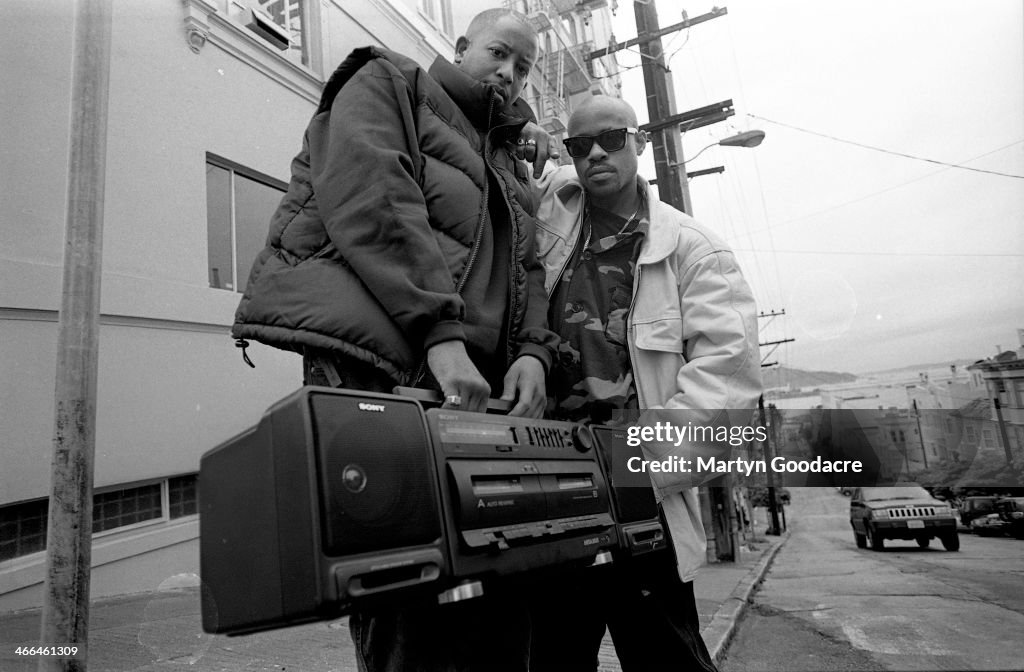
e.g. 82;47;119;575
0;474;200;564
205;153;287;293
418;0;455;38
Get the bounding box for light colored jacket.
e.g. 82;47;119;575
534;165;762;580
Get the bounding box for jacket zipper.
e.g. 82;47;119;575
546;197;587;301
410;96;497;385
454;94;498;295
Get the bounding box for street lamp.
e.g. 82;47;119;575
683;129;766;164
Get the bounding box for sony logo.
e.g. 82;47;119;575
358;403;385;413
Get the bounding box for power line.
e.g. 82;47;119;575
742;140;1024;236
748;114;1024;179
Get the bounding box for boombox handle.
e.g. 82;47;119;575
392;386;514;414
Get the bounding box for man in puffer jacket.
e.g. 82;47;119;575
233;8;557;419
232;9;557;671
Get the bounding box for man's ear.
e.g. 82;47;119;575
635;129;648;156
454;36;469;64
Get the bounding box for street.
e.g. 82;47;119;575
721;487;1024;671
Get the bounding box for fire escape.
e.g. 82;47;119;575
516;0;618;136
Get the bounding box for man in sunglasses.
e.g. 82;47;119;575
529;95;762;671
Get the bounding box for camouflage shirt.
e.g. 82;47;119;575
548;195;648;423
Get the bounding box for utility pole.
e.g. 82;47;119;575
993;397;1015;468
911;399;928;469
759;397;783;535
39;1;112;670
582;5;730;214
757;311;792;535
633;0;691;213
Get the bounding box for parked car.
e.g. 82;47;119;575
959;496;1001;528
849;484;959;551
994;497;1024;539
970;512;1009;537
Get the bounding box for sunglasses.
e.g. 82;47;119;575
562;127;638;158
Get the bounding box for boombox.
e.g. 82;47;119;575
590;426;668;558
199;386;643;635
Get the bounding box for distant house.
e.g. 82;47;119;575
966;349;1024;461
906;367;986;464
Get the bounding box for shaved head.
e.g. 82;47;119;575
465;8;533;40
568;95;639;135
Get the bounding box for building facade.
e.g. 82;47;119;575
966;348;1024;462
0;0;620;612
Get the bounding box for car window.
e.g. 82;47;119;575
861;486;931;502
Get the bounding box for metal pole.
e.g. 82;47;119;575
39;1;112;669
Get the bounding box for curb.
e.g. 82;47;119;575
702;531;790;665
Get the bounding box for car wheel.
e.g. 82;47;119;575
916;537;930;549
941;532;960;551
866;524;884;550
854;528;867;549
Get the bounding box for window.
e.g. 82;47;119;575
965;425;978;445
1013;380;1024;409
419;0;454;37
206;155;286;293
0;475;199;563
169;475;199;519
243;0;309;66
0;499;48;562
982;429;997;449
93;484;163;533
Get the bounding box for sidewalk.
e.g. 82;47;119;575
1;534;787;672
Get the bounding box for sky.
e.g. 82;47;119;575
605;0;1024;375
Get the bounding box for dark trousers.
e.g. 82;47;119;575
528;549;718;672
303;350;531;672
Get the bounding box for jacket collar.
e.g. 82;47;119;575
552;172;677;265
428;56;533;131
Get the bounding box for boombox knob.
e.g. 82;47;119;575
437;580;484;605
572;424;595;453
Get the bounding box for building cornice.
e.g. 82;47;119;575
182;0;322;105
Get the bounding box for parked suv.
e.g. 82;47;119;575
850;484;959;551
959;496;1001;528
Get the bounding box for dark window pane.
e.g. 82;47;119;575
0;499;49;561
92;483;163;533
169;474;199;519
233;173;283;293
206;164;233;290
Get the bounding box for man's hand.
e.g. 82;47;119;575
427;341;490;414
516;122;561;179
500;356;547;418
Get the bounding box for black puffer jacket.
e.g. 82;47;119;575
232;47;557;383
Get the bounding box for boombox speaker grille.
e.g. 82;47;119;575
310;393;441;557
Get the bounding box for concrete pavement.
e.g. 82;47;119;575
0;534;787;672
